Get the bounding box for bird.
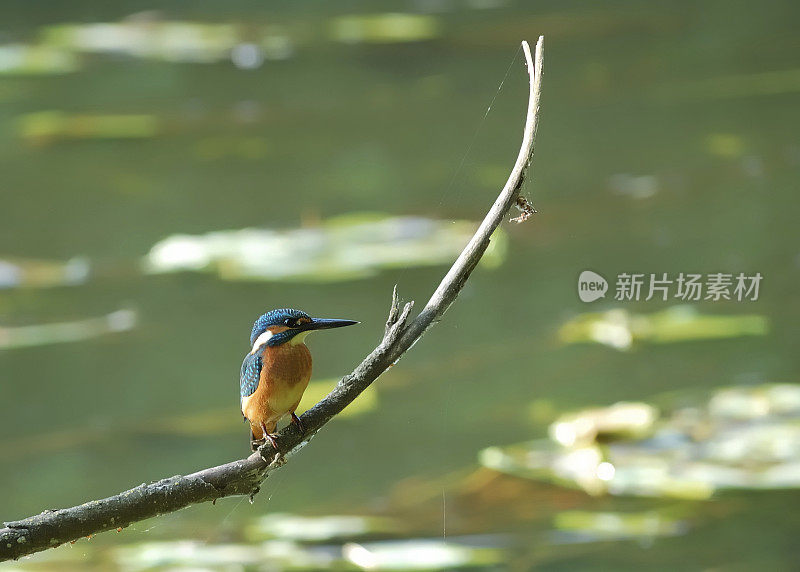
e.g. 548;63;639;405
240;308;358;451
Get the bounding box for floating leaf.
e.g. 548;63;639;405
43;22;239;63
706;133;746;158
551;509;688;544
0;256;89;289
343;538;503;570
330;14;440;44
144;214;505;283
0;44;78;75
559;306;768;351
481;383;800;499
0;309;136;350
247;513;398;542
114;540;265;571
549;402;658;447
18;111;158;145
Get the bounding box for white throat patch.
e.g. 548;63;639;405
250;330;274;354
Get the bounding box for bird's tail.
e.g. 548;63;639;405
250;428;259;451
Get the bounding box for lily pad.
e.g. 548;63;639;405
246;513;398;543
144;214;506;282
558;305;768;351
551;509;688;544
18;111;158;145
342;538;503;570
0;309;136;350
330;14;440;44
0;256;89;289
481;384;800;499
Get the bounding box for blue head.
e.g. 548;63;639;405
248;308;358;353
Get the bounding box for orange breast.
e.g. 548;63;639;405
242;342;312;439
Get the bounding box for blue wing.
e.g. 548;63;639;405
240;352;262;398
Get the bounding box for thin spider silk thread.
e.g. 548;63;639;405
432;47;521;542
436;44;523;210
394;45;522;290
204;496;247;543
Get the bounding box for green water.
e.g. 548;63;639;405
1;1;799;569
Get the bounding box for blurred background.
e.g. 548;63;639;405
1;1;799;570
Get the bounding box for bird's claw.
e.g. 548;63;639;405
259;422;280;451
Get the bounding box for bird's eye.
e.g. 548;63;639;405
284;318;297;327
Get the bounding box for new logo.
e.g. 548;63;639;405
578;270;608;302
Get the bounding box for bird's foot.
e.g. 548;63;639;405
260;422;279;450
290;412;305;435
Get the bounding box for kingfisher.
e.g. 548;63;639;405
240;308;358;451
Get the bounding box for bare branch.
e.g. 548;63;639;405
0;37;544;562
385;285;401;334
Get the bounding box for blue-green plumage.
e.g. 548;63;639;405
240;352;262;398
239;307;359;450
241;309;312;399
250;308;311;347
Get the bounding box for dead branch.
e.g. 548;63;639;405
0;37;544;561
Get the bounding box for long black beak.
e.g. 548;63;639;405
301;318;359;331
